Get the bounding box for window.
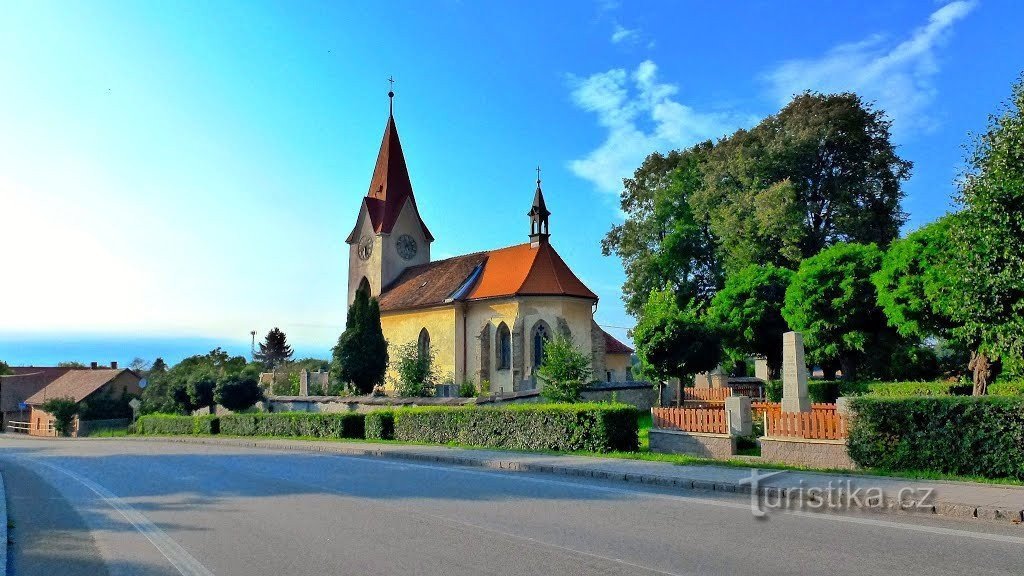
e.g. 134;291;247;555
417;328;430;360
606;370;612;382
532;322;550;367
358;277;371;297
496;322;511;370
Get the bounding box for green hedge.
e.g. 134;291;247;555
365;410;395;440
766;380;782;402
136;414;219;435
218;412;365;439
863;380;971;397
392;403;639;453
847;396;1024;479
990;379;1024;396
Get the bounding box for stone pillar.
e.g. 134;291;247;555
299;370;309;397
781;331;810;413
835;396;852;418
710;368;729;389
754;357;770;381
693;372;711;388
725;395;751;436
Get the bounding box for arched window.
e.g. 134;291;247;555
496;322;511;370
532;322;550;367
357;277;371;297
417;328;430;361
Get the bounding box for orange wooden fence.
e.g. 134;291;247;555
683;387;732;403
764;409;847;440
751;402;837;419
652;407;730;434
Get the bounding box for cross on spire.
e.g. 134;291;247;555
387;76;395;115
536;165;542;188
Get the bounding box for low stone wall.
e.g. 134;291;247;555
649;428;736;459
760;437;856;470
581;382;655;411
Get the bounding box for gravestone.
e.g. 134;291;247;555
781;331;810;413
299;370;309;397
754;358;770;381
693;372;711;389
725;395;752;436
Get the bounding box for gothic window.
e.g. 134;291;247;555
532;322;550;367
418;328;430;361
358;277;371;297
496;322;511;370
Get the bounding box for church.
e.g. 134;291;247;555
346;94;633;394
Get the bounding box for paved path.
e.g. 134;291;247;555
1;435;1023;576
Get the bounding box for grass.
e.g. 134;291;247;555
85;428;131;438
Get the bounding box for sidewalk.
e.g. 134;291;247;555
123;436;1024;525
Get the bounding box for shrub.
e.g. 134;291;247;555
538;335;593;403
766;380;783;402
847;396;1024;479
219;412;365;439
215;368;263;411
393;341;436;397
41;397;79;437
135;414;219;435
365;410;395;440
807;380;870;403
863;381;968;398
990;379;1024;396
392;403;639;453
457;380;477;398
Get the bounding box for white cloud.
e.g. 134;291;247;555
568;60;755;197
611;22;639;44
763;1;975;135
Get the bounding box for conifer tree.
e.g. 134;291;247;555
254;327;294;369
331;287;388;394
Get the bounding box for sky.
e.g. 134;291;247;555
1;0;1021;366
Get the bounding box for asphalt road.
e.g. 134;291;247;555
1;436;1022;576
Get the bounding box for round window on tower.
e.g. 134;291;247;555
397;234;418;260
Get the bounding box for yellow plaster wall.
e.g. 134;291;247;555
380;306;456;391
604;353;633;382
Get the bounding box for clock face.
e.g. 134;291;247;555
397;234;418;260
357;236;373;261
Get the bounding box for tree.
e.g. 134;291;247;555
782;242;890;380
0;360;11;376
128;357;151;373
708;265;794;378
391;341;435;397
872;215;960;340
693;92;911;271
332;287;388;394
602;143;723;317
150;357;167;374
946;75;1024;391
253;327;294;369
57;361;87;368
214;366;263;411
139;349;250;414
632;289;722;381
41;397;78;437
186;369;217;411
537;336;593;403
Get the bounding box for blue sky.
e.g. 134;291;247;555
1;0;1021;366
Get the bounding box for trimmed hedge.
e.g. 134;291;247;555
218;412;365;439
392;403;639;453
365;410;395;440
990;379;1024;396
863;380;971;398
136;414;219;435
847;396;1024;480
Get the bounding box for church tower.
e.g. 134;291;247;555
346;90;433;306
528;169;550;247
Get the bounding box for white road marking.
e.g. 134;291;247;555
10;455;216;576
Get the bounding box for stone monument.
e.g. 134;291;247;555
754;357;770;381
781;331;810;413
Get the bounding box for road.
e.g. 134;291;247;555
0;436;1022;576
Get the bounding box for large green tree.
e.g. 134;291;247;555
708;265;794;378
694;92;911;272
947;75;1024;388
782;242;891;380
140;348;250;414
253;327;294;369
601;143;722;316
632;289;722;381
331;287;388;394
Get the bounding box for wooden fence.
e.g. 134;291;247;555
652;407;730;434
751;402;837;419
764;410;847;440
682;387;732;403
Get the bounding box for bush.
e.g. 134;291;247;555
847;396;1024;479
219;412;365;439
766;380;783;402
365;410;395;440
538;335;593;403
136;414;219;435
457;380;477;398
41;397;79;437
863;381;969;398
990;379;1024;396
215;369;263;411
806;380;870;403
393;341;436;397
392;403;639;453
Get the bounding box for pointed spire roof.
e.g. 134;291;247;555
347;103;433;243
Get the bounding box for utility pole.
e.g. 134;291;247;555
250;330;257;361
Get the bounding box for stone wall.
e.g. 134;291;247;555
760;437;856;470
580;382;656;411
649;428;736;459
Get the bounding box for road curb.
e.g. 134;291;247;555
0;466;8;576
119;436;1024;525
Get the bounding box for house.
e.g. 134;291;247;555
1;363;142;436
346;93;632;393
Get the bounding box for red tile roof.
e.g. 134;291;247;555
25;369;138;405
0;368;70;412
378;242;597;312
346;114;433;243
601;329;634;355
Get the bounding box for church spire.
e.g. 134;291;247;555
528;166;550;247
